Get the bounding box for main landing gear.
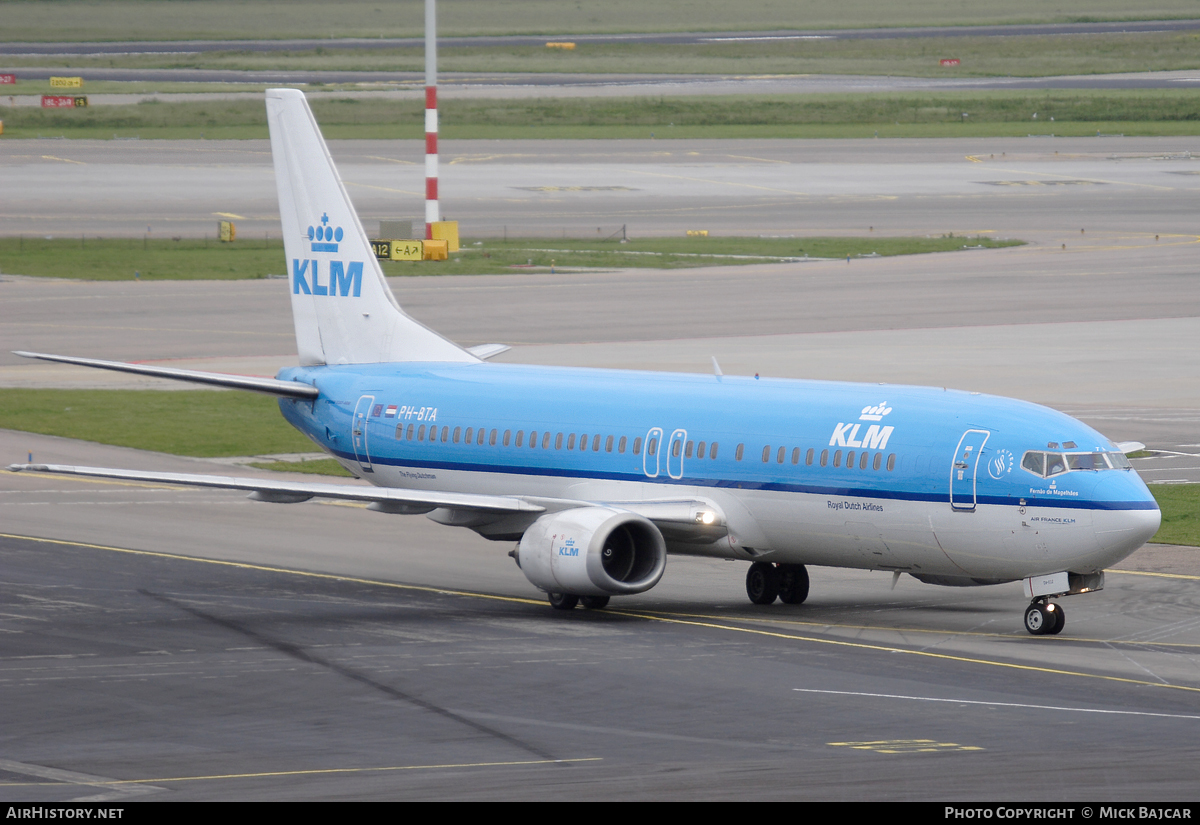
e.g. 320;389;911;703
1024;600;1066;636
548;593;610;611
746;562;809;606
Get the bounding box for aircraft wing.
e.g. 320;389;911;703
6;464;727;541
7;463;543;513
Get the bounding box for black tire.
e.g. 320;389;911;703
1045;602;1066;635
746;562;781;605
1024;603;1050;635
778;564;810;605
548;592;579;611
580;595;610;610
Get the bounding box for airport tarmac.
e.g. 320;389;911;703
1;135;1199;800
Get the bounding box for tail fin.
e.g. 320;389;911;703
266;88;476;366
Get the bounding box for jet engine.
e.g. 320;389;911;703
514;507;667;597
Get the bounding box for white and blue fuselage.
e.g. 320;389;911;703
277;362;1158;584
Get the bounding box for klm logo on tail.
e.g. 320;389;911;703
293;212;363;296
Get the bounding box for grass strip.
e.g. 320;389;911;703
9;31;1200;79
248;458;353;477
0;237;288;281
0;389;314;457
4;91;1199;141
2;1;1197;42
1148;484;1200;547
0;236;1023;280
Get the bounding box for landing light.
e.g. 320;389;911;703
698;511;716;525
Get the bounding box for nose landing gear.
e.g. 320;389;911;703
1024;600;1065;636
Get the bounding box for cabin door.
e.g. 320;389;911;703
352;395;376;473
949;429;989;511
643;427;663;478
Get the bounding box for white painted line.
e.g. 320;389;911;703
792;688;1200;720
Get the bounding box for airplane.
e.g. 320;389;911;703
8;88;1161;636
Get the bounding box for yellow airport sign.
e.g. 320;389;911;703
50;76;83;88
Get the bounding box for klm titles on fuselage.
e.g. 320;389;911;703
293;214;363;297
829;402;896;450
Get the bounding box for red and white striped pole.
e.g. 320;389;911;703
424;0;438;240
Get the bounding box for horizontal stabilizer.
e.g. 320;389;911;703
8;463;544;513
12;351;319;399
466;344;511;360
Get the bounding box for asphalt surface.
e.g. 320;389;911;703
0;135;1198;800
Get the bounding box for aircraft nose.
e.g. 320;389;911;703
1089;474;1161;568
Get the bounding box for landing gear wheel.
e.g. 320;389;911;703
1044;602;1066;635
746;562;781;605
580;595;610;610
1024;603;1052;635
548;592;579;611
778;564;810;605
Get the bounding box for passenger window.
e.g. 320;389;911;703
792;447;800;465
710;442;718;459
396;424;404;440
515;430;524;447
441;426;449;443
860;451;869;469
648;437;658;455
696;441;706;459
453;426;461;444
489;429;497;446
619;436;627;454
593;434;601;452
834;450;842;468
685;440;693;458
762;446;771;463
528;430;536;448
736;444;744;461
579;433;588;451
887;454;896;471
846;450;855;468
777;446;785;464
673;439;682;458
543;432;551;449
820;449;828;467
873;452;882;470
567;433;576;450
503;430;511;447
418;424;426;441
556;432;563;449
806;448;814;466
633;437;642;455
606;435;614;453
478;428;486;445
464;427;473;444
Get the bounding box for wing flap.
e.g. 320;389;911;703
7;463;543;513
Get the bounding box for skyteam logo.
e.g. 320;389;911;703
988;449;1015;480
293;211;363;297
830;402;895;449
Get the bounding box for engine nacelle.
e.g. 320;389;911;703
516;507;667;597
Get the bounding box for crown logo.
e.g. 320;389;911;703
859;402;892;421
308;212;343;252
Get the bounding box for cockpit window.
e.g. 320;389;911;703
1022;450;1130;478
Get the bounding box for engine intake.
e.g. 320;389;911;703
516;507;667;597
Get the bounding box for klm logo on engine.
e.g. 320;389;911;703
830;401;894;449
557;538;580;557
293;212;363;296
